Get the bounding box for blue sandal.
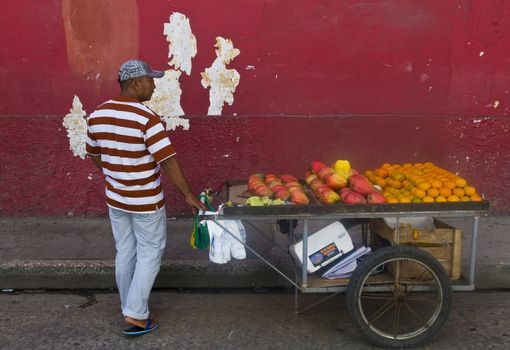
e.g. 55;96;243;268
123;318;159;336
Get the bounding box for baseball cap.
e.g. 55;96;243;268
118;59;164;82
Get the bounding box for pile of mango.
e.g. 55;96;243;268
364;162;482;203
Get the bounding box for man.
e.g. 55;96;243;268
86;59;205;336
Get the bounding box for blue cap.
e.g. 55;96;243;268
118;59;164;82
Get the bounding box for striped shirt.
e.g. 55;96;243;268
86;96;176;213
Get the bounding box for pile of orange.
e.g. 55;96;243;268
364;162;482;204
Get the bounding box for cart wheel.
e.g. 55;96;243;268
346;246;452;348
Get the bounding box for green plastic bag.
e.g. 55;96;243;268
190;194;215;249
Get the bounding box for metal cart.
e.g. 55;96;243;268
203;183;489;348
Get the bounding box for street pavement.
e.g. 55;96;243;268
1;215;509;290
1;289;509;350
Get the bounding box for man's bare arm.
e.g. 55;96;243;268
160;156;206;212
89;155;102;171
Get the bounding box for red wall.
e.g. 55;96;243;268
1;0;509;216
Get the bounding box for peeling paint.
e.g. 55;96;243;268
245;65;255;70
62;95;87;158
145;69;190;130
479;51;485;57
493;100;500;108
164;12;197;75
201;37;241;116
145;12;196;131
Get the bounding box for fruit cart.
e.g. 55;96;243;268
201;182;489;348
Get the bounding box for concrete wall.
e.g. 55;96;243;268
1;0;509;216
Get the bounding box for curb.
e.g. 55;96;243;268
0;259;295;290
2;259;509;291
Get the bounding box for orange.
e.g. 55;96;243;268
439;187;452;197
422;196;434;203
399;196;411;203
460;196;471;202
444;181;456;190
391;172;405;181
411;197;422;203
447;195;459;202
414;178;424;185
435;196;447;203
375;177;387;188
413;188;426;199
431;180;443;189
403;163;413;168
455;177;467;188
427;188;439;198
381;163;392;169
392;180;403;189
365;170;374;177
387;197;399;204
375;168;389;178
453;188;465;197
470;194;482;201
464;186;476;196
418;182;431;191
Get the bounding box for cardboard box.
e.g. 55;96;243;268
370;217;462;280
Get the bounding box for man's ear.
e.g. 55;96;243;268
130;78;140;90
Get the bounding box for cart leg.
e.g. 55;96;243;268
468;216;480;288
301;219;309;288
294;270;299;315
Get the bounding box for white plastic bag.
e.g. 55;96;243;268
205;220;247;264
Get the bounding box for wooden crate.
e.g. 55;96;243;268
369;218;462;280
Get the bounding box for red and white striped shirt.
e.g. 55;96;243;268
86;96;176;213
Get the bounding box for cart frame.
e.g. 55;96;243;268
201;184;489;348
209;203;487;293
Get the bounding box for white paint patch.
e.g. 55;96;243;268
473;119;482;124
479;51;485;57
164;12;197;75
145;70;190;130
146;12;196;130
245;65;255;70
201;37;241;116
493;100;500;108
62;95;87;158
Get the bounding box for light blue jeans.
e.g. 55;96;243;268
108;206;167;320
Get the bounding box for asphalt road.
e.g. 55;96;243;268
1;289;509;350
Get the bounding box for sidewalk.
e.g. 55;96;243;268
1;215;509;290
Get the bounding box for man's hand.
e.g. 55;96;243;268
184;193;208;215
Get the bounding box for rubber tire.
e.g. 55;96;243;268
346;245;452;349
